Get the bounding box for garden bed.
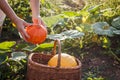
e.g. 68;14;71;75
0;37;120;80
80;46;120;80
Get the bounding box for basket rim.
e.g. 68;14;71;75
28;53;82;70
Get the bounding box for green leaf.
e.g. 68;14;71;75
113;30;120;35
33;43;54;52
0;53;8;64
78;10;90;16
111;16;120;29
80;23;93;32
0;41;16;50
0;50;9;53
0;41;16;53
41;0;45;4
62;11;78;18
47;30;84;40
22;45;36;52
102;8;115;17
15;43;29;50
92;22;116;36
11;52;27;61
61;30;84;38
42;14;63;27
47;34;67;40
88;4;102;13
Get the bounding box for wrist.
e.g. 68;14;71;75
32;16;41;24
32;15;41;20
12;17;21;25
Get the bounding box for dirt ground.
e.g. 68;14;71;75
80;46;120;80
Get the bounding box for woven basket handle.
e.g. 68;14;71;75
51;39;61;68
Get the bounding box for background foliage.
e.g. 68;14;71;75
0;0;120;80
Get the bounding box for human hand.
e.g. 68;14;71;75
32;16;47;28
0;0;30;41
14;17;31;41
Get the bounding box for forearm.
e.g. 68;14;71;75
30;0;40;18
0;0;19;23
29;0;46;27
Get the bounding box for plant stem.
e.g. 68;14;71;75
109;49;120;62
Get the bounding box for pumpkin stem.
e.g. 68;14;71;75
33;18;39;25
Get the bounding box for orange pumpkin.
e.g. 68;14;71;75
48;53;77;68
25;19;47;44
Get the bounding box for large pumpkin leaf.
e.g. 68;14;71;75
92;22;116;36
0;53;8;64
11;52;27;61
47;34;67;40
79;23;93;32
0;41;16;53
33;43;54;52
15;43;29;51
111;16;120;29
113;30;120;35
22;43;54;52
47;30;84;40
42;14;63;27
22;45;36;52
61;30;84;38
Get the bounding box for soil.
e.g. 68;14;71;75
80;46;120;80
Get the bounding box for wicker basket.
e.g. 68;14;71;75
27;40;82;80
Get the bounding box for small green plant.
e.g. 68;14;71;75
0;52;27;80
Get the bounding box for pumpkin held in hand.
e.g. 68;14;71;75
25;24;47;44
48;53;77;68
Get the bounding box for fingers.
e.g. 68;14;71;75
17;20;30;40
32;17;47;28
19;30;30;42
19;32;27;42
40;19;46;27
23;29;30;38
23;20;32;28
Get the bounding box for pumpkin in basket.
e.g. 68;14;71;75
25;19;47;44
48;53;77;68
